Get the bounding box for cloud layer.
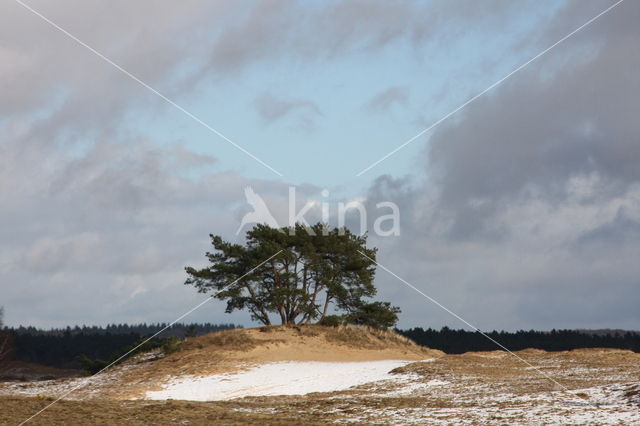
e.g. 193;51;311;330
365;0;640;330
1;0;637;332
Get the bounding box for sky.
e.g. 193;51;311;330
1;0;638;331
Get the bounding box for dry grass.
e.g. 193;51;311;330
0;396;333;425
392;347;640;395
179;328;263;352
160;324;425;355
253;323;430;351
323;324;420;348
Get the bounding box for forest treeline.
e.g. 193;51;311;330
398;327;640;354
10;322;239;337
5;323;240;369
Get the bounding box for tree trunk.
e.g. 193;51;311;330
319;293;332;321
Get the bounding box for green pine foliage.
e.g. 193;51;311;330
185;223;401;327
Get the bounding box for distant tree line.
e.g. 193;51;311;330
5;322;240;369
398;327;640;354
10;322;239;338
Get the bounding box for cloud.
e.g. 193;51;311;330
2;0;636;332
0;0;221;128
202;0;528;74
364;86;409;112
0;0;533;148
426;0;639;232
23;233;102;273
362;0;640;330
0;132;325;327
0;0;532;128
254;92;321;126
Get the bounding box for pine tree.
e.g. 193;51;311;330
185;223;400;327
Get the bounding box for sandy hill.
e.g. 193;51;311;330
97;325;440;399
170;324;439;364
0;325;443;402
132;326;437;374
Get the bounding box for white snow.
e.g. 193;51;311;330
145;360;414;401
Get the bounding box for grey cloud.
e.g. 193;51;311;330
22;233;102;274
365;86;409;113
47;141;219;211
171;147;217;169
254;92;321;125
204;0;530;74
0;0;221;124
208;0;295;73
0;0;534;149
0;133;309;327
206;0;415;72
0;0;534;144
426;0;640;235
362;0;640;330
3;0;637;332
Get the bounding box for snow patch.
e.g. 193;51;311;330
146;360;416;401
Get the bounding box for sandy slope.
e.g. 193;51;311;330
126;325;439;400
140;326;440;401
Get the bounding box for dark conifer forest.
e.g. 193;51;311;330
397;327;640;354
4;323;239;369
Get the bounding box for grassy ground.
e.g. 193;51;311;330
0;397;337;425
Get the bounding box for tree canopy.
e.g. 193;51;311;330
185;223;400;327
